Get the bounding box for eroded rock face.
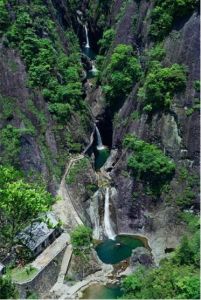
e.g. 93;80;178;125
0;48;59;193
130;247;154;270
108;4;199;263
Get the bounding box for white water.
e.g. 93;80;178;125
91;61;98;74
95;126;105;150
84;24;90;48
104;187;116;240
89;190;101;240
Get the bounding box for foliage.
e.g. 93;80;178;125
0;274;18;299
0;165;53;241
123;135;175;193
121;210;200;299
66;158;89;184
103;44;142;108
0;0;9;36
145;44;166;68
3;0;86;123
150;0;199;40
70;225;92;255
121;262;200;299
0;125;21;166
138;63;186;112
98;29;115;54
11;266;38;283
87;0;113;29
194;80;200;92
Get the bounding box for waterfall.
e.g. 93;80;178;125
95;126;105;150
104;187;116;240
84;24;90;48
89;190;101;240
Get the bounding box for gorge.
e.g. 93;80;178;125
0;0;200;299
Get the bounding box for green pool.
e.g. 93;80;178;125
95;148;110;170
81;284;123;299
96;235;144;264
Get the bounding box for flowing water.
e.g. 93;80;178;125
104;187;116;240
96;235;144;264
84;24;90;48
94;126;110;169
81;284;123;299
95;126;105;150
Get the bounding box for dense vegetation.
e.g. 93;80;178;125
150;0;199;40
0;166;53;250
0;275;18;299
70;225;92;256
1;0;87;123
138;63;187;112
121;213;200;299
102;44;141;109
123;135;175;194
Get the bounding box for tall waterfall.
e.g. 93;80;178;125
84;24;90;48
95;126;105;150
104;187;116;240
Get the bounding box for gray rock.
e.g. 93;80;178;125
130;247;154;270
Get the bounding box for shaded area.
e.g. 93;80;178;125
94;148;110;170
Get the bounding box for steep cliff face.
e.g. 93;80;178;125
101;1;200;257
75;0;199;262
0;0;93;192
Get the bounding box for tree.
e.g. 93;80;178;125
0;166;53;241
138;63;186;112
70;225;92;255
0;275;18;299
103;44;141;107
123;135;175;193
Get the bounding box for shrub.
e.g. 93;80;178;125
150;0;199;40
0;165;53;241
123;135;175;193
103;44;142;108
70;225;92;255
138;63;187;112
121;262;200;299
98;28;115;53
3;1;85;123
0;274;18;299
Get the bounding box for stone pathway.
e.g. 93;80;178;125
53;155;84;228
51;267;113;300
31;233;69;271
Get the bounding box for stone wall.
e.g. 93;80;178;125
16;249;65;298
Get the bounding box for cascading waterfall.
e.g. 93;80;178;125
84;24;90;48
95;126;105;150
91;61;97;74
104;187;116;240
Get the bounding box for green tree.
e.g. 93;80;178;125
0;274;18;299
103;44;141;108
0;166;53;241
150;0;199;40
98;28;115;53
123;135;175;193
139;63;186;112
70;225;92;255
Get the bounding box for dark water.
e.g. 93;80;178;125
82;47;96;60
96;235;144;264
81;284;123;299
95;148;110;170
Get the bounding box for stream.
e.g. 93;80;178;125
76;23;148;300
